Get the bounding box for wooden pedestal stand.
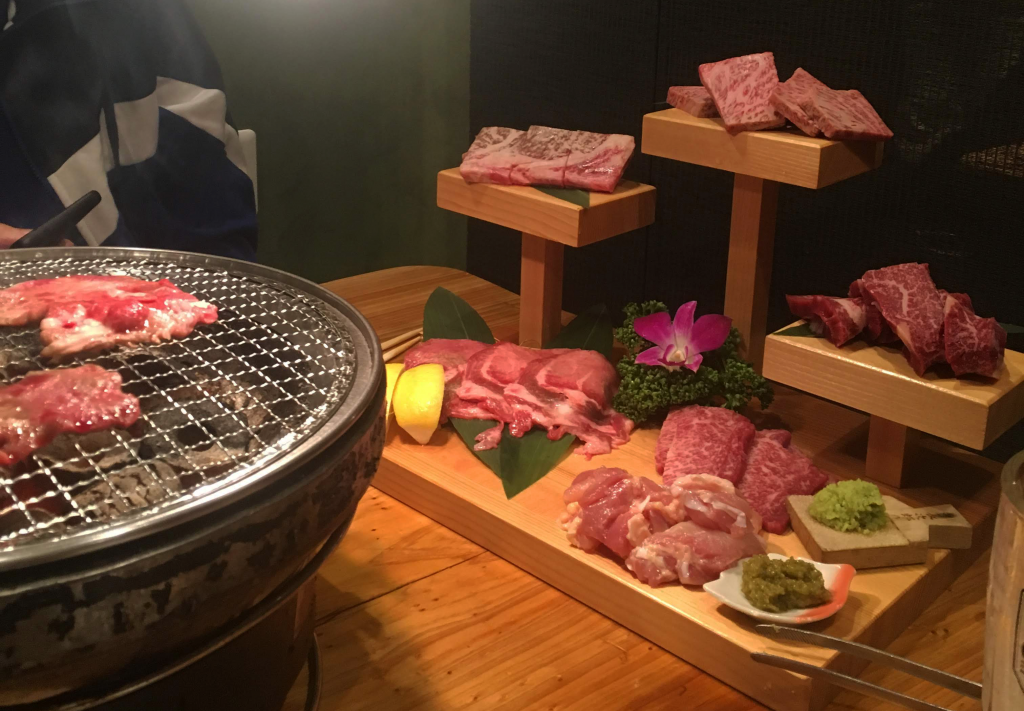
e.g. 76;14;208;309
436;168;656;346
641;109;884;370
764;322;1024;487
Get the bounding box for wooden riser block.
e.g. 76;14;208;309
641;109;883;189
864;416;919;488
724;174;778;372
764;323;1024;451
519;234;564;347
436;168;655;248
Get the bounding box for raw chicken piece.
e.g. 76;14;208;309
669;474;762;538
625;521;766;587
561;468;683;558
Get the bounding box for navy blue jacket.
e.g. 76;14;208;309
0;0;257;260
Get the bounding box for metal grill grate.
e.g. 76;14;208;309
0;254;360;557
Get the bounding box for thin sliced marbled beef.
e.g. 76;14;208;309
656;406;756;485
786;295;867;347
403;339;491;420
736;431;829;534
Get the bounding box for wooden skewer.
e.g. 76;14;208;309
380;328;423;351
383;335;422;363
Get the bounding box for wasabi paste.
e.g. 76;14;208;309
809;480;888;534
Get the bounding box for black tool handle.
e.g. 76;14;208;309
10;191;102;249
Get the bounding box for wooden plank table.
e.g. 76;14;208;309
284;266;989;711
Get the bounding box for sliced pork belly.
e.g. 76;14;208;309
669;474;762;538
736;431;829;534
403;338;492;421
786;295;867;347
503;350;633;459
656;406;756;485
560;468;683;558
943;294;1006;377
856;263;945;375
625;521;766;587
456;342;562;448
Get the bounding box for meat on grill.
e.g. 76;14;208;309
798;86;894;141
404;339;633;457
698;52;785;133
0;275;218;358
768;68;827;137
0;365;140;466
785;295;867;347
459;125;635;192
655;405;755;485
666;86;719;118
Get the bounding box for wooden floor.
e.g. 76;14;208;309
283;267;988;711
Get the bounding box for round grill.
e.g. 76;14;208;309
0;248;381;572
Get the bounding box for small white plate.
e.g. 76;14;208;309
703;553;856;625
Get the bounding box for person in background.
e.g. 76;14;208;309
0;0;257;259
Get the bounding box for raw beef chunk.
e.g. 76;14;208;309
698;52;785;133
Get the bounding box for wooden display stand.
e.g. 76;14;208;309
340;267;1002;711
641;109;884;369
763;322;1024;487
436;168;656;346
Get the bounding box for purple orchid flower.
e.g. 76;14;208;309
633;302;732;373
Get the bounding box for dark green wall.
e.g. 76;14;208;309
186;0;469;283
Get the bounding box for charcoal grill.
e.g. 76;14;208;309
0;248;385;707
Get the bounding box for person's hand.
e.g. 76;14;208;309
0;223;30;249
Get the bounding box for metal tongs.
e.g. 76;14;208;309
10;191;101;249
753;624;982;711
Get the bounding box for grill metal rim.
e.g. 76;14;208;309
0;247;383;572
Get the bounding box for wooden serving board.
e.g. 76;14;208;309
327;268;999;711
374;395;1000;711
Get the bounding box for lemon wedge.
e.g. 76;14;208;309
384;363;404;421
392;363;444;445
